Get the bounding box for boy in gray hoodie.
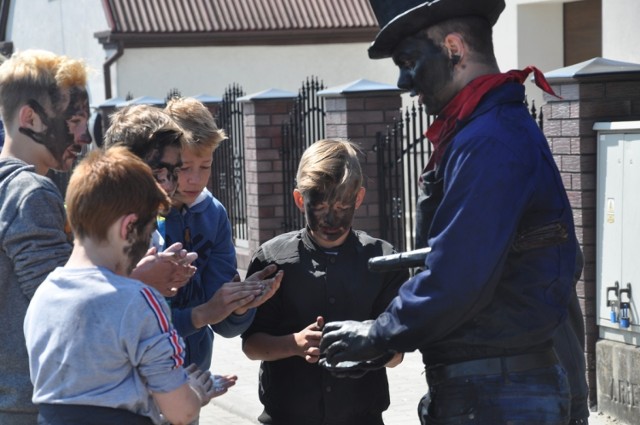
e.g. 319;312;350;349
0;49;91;424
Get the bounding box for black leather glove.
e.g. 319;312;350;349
319;350;396;378
319;320;387;367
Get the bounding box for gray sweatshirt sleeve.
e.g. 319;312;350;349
3;185;71;298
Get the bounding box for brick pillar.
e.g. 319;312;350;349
543;58;640;407
319;79;403;239
239;89;296;270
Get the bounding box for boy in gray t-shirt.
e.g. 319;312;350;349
25;148;218;425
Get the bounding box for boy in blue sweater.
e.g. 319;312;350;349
164;97;282;371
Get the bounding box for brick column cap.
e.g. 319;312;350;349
545;57;640;84
593;120;640;131
122;96;166;107
191;93;222;104
318;79;402;97
237;88;297;102
97;96;127;108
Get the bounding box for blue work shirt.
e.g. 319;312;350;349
371;82;578;365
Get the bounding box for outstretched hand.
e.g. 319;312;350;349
233;264;283;315
131;243;197;296
191;264;283;329
210;373;238;398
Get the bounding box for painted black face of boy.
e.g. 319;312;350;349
304;189;358;244
123;216;156;275
19;87;91;171
144;146;182;197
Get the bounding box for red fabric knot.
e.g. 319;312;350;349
424;66;560;171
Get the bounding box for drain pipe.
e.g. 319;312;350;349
103;41;123;100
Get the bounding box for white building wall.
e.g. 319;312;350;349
602;0;640;64
6;0;109;105
496;0;565;109
114;43;399;100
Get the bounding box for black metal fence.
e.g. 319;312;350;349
527;97;544;129
376;98;543;253
210;84;248;242
375;103;433;253
281;77;326;232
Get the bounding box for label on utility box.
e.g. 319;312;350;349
607;198;615;224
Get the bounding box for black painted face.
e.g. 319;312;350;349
304;189;358;248
19;86;91;171
144;146;182;197
393;33;456;114
123;216;157;275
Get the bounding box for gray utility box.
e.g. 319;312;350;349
594;121;640;423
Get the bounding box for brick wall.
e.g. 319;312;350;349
544;72;640;404
239;92;296;269
321;83;403;238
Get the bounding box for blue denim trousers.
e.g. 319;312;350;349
419;365;570;425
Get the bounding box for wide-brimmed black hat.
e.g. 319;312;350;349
368;0;506;59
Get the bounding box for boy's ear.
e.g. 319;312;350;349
293;189;305;213
355;187;366;209
119;213;139;240
18;104;42;131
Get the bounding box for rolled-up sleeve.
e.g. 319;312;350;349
128;287;188;393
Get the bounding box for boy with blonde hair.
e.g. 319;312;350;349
25;147;218;425
242;139;407;425
163;97;281;372
0;49;91;424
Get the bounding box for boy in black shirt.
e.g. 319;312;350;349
241;139;408;425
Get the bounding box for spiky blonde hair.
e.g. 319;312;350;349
0;49;87;126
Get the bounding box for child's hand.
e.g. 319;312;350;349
233;266;284;315
210;374;238;398
191;276;263;328
131;243;197;296
159;243;198;266
294;316;325;363
185;364;215;406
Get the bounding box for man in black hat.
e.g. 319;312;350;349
321;1;582;424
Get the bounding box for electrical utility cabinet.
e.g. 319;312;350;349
595;121;640;342
594;121;640;422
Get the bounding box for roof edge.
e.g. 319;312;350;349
95;28;378;48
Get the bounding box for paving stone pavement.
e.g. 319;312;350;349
199;335;622;425
199;335;426;425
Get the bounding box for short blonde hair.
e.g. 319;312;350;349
296;139;363;202
165;97;226;155
0;49;87;126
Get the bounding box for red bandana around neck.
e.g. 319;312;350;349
424;66;560;171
